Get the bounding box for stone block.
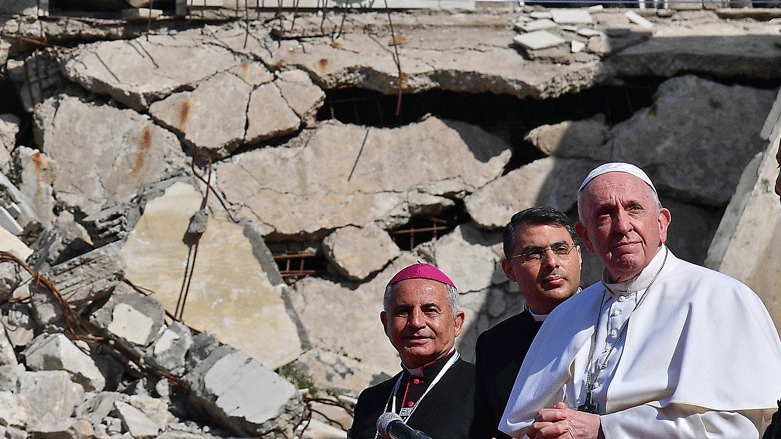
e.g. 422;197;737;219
524;116;610;159
275;69;326;128
0;326;17;367
61;32;245;112
550;8;592;24
19;370;84;421
33;96;186;216
149;321;193;376
425;223;502;294
625;10;654;28
27;212;93;272
90;282;165;349
182;346;303;437
114;401;159;438
0;208;23;236
245;82;301;144
0;391;29;428
0;114;19;155
322;224;401;281
0;228;32;261
74;391;129;428
149;72;251;158
121;8;163;20
465;157;600;230
577;28;606;38
23;333;105;392
513;30;566;51
0;163;43;236
519;19;557;32
216;117;510;236
120;181;302;370
31;242;125;327
610;75;776;205
1;304;35;348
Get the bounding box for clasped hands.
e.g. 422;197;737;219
525;402;604;439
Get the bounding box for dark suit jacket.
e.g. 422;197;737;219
471;310;543;439
349;354;475;439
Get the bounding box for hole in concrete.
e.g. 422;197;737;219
317;78;664;169
0;78;34;156
390;202;464;251
268;242;329;281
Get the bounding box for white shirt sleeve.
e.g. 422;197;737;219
600;403;764;439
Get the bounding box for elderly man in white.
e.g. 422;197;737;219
499;162;781;439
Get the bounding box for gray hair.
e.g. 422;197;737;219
383;283;460;317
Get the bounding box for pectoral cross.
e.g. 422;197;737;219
577;391;598;414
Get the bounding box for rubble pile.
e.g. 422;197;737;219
0;249;305;438
0;4;781;438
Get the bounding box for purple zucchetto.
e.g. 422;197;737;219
387;263;456;289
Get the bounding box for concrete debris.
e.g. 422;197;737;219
114;401;160;438
610;75;776;205
245;82;301;144
61;31;245;112
30;242;125;327
120;180;302;370
216;117;511;237
149;71;252;158
625;10;655;28
23;333;105;392
518;19;557;32
513;30;567;51
33;95;187;216
550;8;593;24
0;5;780;439
524;116;611;160
182;346;303;437
322;224;401;281
465;157;601;230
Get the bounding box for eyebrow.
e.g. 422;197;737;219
522;239;569;251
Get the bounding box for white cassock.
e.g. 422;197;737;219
499;246;781;438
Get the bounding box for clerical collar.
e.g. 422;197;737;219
602;246;668;299
402;348;456;378
525;305;548;322
525;287;582;321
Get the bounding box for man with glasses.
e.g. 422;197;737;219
499;162;781;439
471;206;582;439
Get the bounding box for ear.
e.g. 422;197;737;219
380;311;389;336
575;222;595;253
453;311;465;338
501;259;517;283
658;208;671;244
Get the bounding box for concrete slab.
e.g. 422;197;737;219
550;8;592;24
520;19;557;32
513;30;566;51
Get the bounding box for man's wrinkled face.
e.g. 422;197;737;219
501;223;581;315
576;172;671;282
381;278;464;369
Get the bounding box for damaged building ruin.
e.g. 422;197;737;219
1;0;781;437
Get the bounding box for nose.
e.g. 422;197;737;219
407;308;425;329
540;248;561;268
613;209;633;234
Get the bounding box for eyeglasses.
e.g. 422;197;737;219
510;243;578;264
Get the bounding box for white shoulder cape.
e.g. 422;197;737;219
499;250;781;436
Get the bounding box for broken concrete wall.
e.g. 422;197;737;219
1;5;781;438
